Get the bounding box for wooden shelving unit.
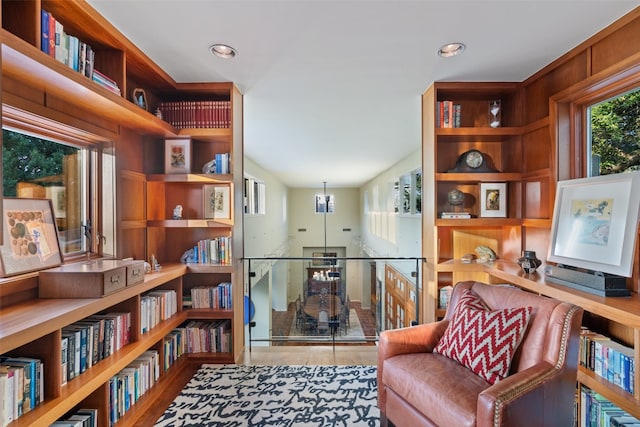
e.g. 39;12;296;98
422;77;640;422
0;0;244;425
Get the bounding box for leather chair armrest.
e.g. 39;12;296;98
477;362;570;427
378;321;449;413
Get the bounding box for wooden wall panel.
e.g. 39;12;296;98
524;51;589;123
522;127;551;171
592;18;640;75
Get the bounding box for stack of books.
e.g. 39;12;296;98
0;356;44;425
188;282;233;309
140;290;178;334
41;10;121;96
157;100;232;129
436;101;462;128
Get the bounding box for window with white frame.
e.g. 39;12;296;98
315;194;334;214
244;176;266;215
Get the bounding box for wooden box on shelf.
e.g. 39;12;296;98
39;259;146;298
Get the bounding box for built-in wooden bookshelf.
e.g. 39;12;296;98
421;9;640;422
0;0;244;425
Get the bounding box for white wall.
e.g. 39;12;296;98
359;149;422;279
287;187;363;302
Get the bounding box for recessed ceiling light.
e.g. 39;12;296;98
210;44;237;59
438;42;465;58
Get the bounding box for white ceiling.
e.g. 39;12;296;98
88;0;638;188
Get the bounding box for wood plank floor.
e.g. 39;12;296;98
240;344;379;365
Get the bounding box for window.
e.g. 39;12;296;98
2;107;113;261
394;169;422;215
315;194;334;214
244;177;266;215
587;87;640;176
3;129;87;255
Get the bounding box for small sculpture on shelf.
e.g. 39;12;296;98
202;158;216;174
518;250;541;274
475;245;497;263
150;254;161;272
180;248;197;263
173;204;183;220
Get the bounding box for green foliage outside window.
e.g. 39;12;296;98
3;129;77;197
590;89;640;175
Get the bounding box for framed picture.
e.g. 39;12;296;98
164;138;192;174
548;172;640;277
479;182;507;217
203;184;231;220
0;198;62;277
132;88;148;111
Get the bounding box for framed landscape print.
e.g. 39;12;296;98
548;172;640;277
479;182;507;217
0;198;62;277
164;138;192;174
203;184;231;220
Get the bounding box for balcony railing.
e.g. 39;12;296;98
242;256;425;350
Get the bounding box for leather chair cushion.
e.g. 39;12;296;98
383;352;489;427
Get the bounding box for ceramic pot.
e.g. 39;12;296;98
518;250;541;274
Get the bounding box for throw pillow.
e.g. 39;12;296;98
435;289;489;351
435;290;532;384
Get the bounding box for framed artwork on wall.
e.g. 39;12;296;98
479;182;507;217
203;184;231;220
0;198;62;277
548;172;640;277
164;138;192;174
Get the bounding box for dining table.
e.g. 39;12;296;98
303;294;342;319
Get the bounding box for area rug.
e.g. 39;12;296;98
155;364;379;427
289;309;367;341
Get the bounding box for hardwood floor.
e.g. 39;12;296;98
240;344;379;365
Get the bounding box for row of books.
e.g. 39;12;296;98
108;350;160;426
186;283;233;310
61;312;131;386
163;330;186;372
190;237;232;265
436;101;462;128
209;152;231;175
580;386;640;426
41;10;121;96
181;320;232;353
140;290;178;334
158;101;232;129
50;408;98;427
580;328;635;394
0;356;43;426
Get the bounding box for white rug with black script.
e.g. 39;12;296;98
155;364;380;427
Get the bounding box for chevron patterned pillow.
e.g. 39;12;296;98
435;289;532;384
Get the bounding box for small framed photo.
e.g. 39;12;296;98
132;88;148;111
203;184;231;220
164;138;192;174
0;198;62;277
479;182;507;217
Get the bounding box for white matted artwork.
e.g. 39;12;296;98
0;198;62;277
548;171;640;277
479;182;507;217
164;138;192;174
204;184;231;220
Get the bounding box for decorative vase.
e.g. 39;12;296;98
518;250;541;274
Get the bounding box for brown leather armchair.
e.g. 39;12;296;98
378;281;583;427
